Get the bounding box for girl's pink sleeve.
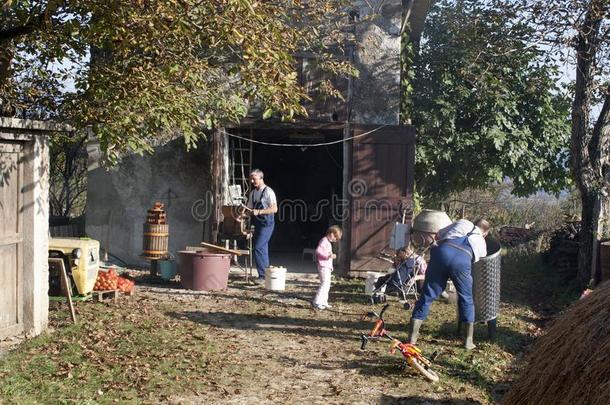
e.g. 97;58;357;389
316;238;332;260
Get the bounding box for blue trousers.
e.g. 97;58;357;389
412;237;475;323
253;222;274;278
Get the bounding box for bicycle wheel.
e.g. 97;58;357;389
407;356;439;383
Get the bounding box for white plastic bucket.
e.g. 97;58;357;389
365;272;385;294
265;266;287;291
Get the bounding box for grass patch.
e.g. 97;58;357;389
0;300;225;404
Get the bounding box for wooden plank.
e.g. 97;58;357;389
91;290;119;303
91;288;135;302
339;121;353;276
209;128;225;244
49;258;77;324
0;233;23;247
233;118;346;131
200;241;244;256
0;144;21;241
0;245;18;328
0;141;23;337
16;143;23;330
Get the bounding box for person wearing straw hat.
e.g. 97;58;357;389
408;218;490;350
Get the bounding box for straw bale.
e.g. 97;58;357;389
503;281;610;405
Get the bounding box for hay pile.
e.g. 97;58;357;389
502;281;610;405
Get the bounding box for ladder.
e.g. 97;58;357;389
229;130;253;203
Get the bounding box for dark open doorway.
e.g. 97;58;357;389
249;129;343;254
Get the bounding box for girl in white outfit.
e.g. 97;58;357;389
313;226;342;310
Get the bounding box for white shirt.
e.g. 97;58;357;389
247;186;277;209
437;219;487;262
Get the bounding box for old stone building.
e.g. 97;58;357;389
86;0;431;273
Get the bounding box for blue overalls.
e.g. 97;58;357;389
412;234;475;323
252;187;275;279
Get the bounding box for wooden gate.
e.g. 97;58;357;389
0;142;24;338
349;125;415;273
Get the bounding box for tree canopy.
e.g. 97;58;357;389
0;0;353;163
412;0;572;202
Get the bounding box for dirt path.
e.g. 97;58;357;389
136;276;505;404
2;253;573;404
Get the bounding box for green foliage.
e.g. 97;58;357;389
0;0;353;163
413;0;571;201
399;21;416;124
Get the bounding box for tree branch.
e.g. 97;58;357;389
0;0;65;42
0;23;38;42
589;86;610;175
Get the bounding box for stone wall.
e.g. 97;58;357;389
351;0;402;125
86;138;212;267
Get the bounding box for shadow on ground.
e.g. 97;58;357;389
379;395;483;404
166;310;390;342
436;321;533;356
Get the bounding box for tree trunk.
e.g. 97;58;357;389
569;1;608;285
0;44;11;84
578;191;603;283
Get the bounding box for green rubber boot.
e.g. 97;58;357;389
464;322;476;350
408;318;423;345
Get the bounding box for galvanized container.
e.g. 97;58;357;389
412;209;452;233
411;210;452;248
472;239;502;323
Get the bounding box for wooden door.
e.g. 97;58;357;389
349;125;414;272
0;142;24;338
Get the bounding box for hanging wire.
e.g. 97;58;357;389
219;124;388;148
229;136;236;186
237;136;245;192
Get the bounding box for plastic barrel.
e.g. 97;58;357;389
365;272;385;294
178;251;231;291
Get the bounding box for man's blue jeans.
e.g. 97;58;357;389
412;236;475;323
253;223;274;278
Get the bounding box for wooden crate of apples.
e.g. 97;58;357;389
94;268;135;293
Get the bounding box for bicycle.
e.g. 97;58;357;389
360;304;440;382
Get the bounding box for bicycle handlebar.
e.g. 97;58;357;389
379;303;390;319
360;334;368;350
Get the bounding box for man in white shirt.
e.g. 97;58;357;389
408;218;490;350
246;169;278;284
436;219;488;262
